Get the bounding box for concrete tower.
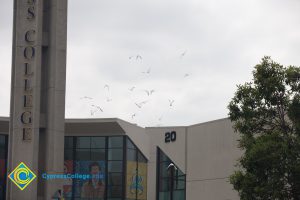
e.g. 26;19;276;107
7;0;68;199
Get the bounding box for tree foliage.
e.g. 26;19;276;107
228;56;300;200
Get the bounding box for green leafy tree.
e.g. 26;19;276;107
228;56;300;200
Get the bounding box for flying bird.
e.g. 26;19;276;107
90;108;102;116
169;99;175;107
142;67;151;74
167;163;178;171
144;90;150;96
90;110;96;116
158;116;163;121
129;87;136;91
180;50;187;58
184;73;190;78
131;113;136;119
129;54;142;60
91;105;103;112
140;100;148;105
80;96;93;100
135;103;142;109
144;90;155;96
104;84;109;91
106;98;112;102
134;101;148;109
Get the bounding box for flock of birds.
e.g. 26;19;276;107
79;51;190;126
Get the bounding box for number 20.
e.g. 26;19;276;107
165;131;176;143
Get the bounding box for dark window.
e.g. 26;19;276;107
108;173;123;186
76;137;91;148
108;137;123;148
157;148;186;200
125;138;148;200
64;136;146;200
64;137;73;149
0;135;8;200
127;148;136;161
107;185;123;198
91;149;106;161
91;137;106;148
108;161;123;172
64;149;73;160
75;149;90;160
137;152;146;163
108;149;123;161
0;136;5;159
127;139;135;149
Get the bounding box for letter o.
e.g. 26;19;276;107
24;46;35;60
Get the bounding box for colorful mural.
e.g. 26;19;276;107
126;161;147;200
63;160;73;198
75;161;106;199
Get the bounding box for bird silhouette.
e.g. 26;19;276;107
90;108;102;116
90;110;96;116
91;105;103;112
136;55;142;60
144;90;150;96
104;84;109;91
135;103;142;109
158;116;163;121
180;50;187;58
80;96;93;100
184;73;190;78
142;67;151;74
140;100;148;105
144;90;155;96
169;99;175;106
129;87;136;91
106;98;112;102
131;113;136;119
134;101;148;109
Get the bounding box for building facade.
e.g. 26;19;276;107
0;117;241;200
7;1;242;199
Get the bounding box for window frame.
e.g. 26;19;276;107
64;135;147;200
156;147;186;200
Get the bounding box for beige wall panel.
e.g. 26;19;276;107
186;119;241;200
146;127;187;171
186;179;238;200
118;119;150;159
146;127;187;200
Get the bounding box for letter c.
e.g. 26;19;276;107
25;30;36;43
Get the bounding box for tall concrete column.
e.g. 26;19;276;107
7;0;68;199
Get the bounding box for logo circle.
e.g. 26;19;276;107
13;167;30;185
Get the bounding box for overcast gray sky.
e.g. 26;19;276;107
1;0;300;127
